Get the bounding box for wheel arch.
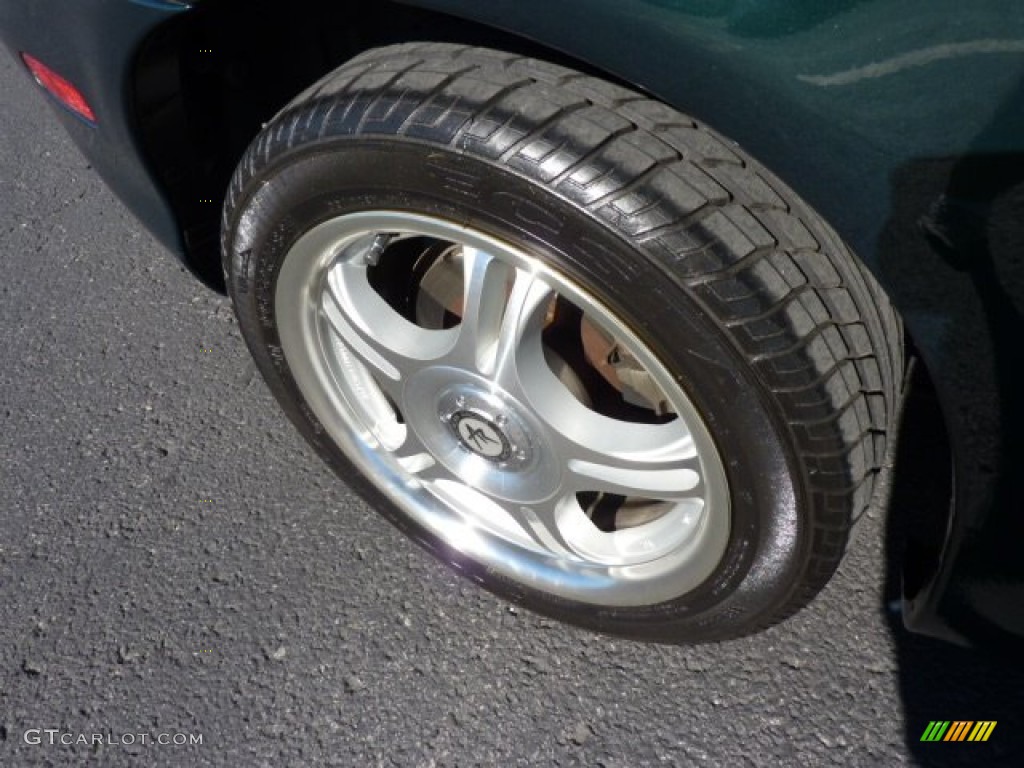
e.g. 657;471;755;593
130;0;648;292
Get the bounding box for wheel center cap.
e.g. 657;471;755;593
450;411;510;460
435;387;534;470
405;369;559;498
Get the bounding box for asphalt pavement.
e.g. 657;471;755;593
2;50;1022;768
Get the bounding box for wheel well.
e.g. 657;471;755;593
132;0;620;292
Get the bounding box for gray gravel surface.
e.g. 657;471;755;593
2;50;1022;768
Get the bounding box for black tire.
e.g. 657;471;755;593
222;43;903;643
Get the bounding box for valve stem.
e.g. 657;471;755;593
365;233;394;266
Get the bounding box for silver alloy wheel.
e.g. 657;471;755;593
275;211;730;606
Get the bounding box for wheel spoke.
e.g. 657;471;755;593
505;494;588;560
521;360;703;500
392;425;452;484
451;246;511;374
323;258;455;400
447;247;554;386
491;266;555;390
563;416;702;500
566;449;702;500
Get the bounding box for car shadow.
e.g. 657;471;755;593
884;366;1024;767
878;121;1024;762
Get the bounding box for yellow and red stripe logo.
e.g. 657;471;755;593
920;721;997;742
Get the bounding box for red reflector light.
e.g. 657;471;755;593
20;52;96;124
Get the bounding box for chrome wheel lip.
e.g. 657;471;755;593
274;210;731;607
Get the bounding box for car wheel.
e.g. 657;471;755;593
222;43;903;642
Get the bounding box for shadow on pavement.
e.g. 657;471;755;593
884;372;1024;767
879;78;1024;763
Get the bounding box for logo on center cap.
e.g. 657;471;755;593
450;411;510;460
